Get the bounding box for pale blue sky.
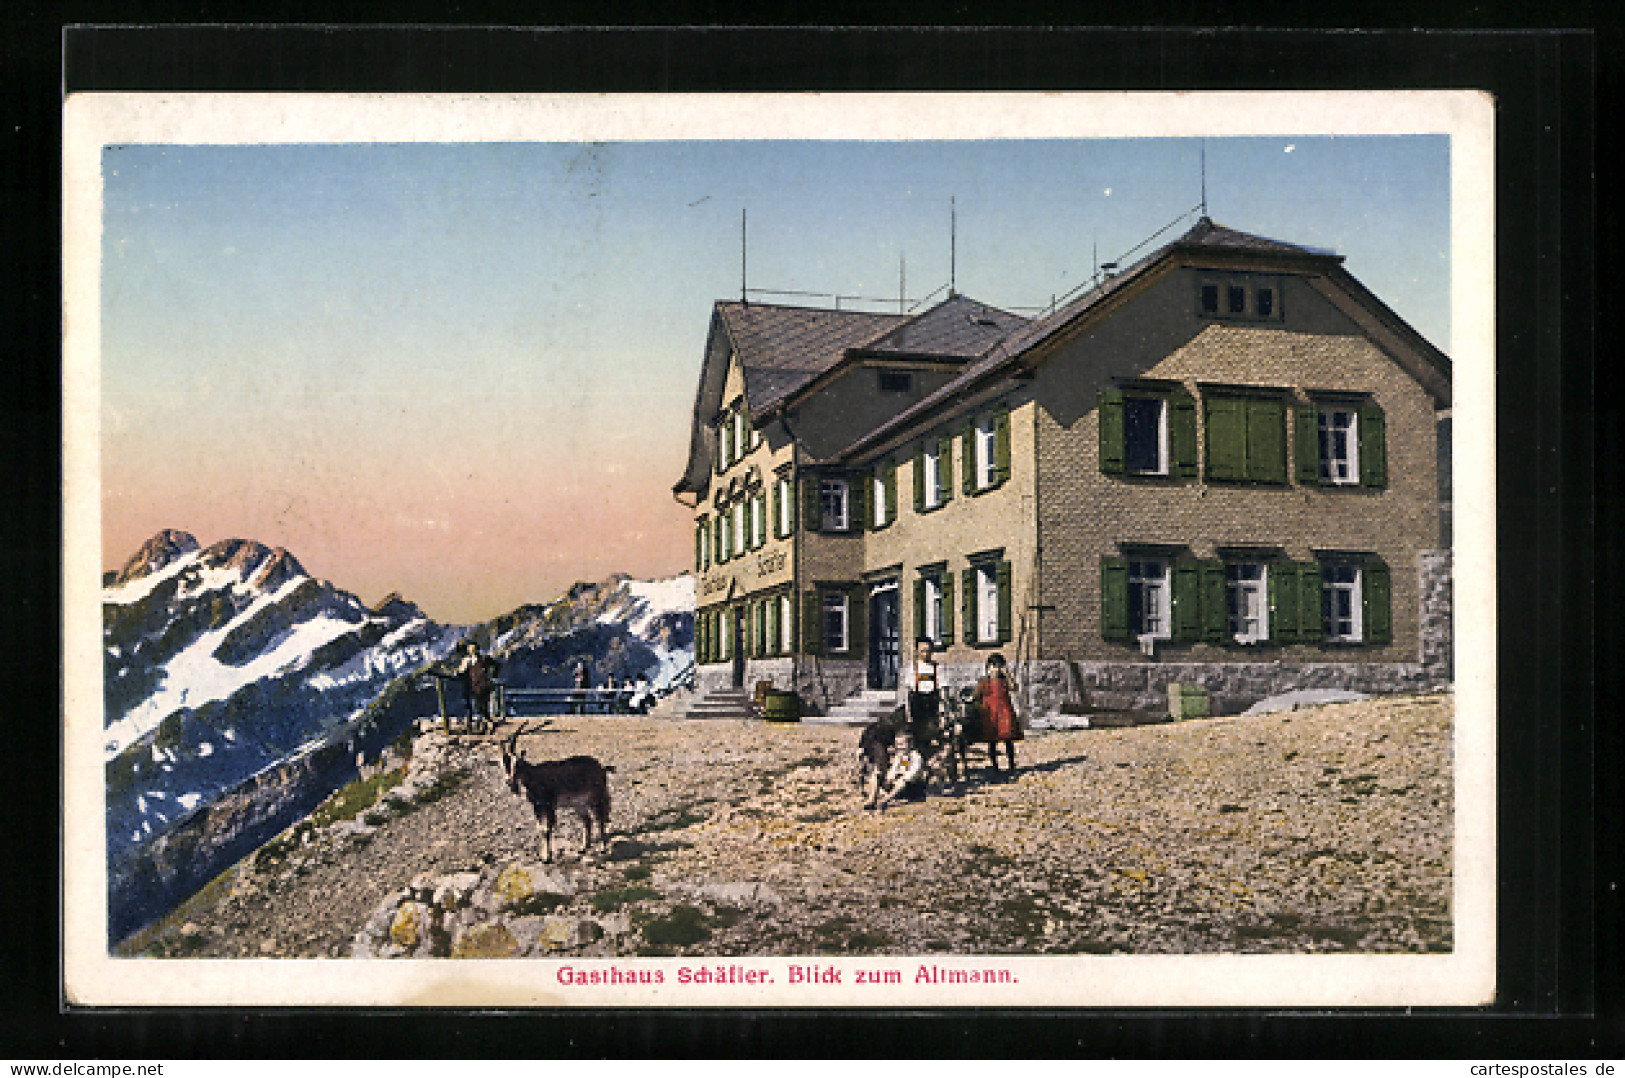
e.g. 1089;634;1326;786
102;136;1450;621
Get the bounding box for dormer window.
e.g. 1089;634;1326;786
878;370;913;393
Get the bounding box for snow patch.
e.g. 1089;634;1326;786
102;550;201;607
104;571;365;760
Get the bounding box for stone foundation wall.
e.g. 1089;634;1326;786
1012;658;1446;717
792;659;867;716
1418;549;1453;679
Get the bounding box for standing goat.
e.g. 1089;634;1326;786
499;724;614;862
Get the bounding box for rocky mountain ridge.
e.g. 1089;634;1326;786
102;528;694;943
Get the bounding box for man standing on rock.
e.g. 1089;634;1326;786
455;641;500;733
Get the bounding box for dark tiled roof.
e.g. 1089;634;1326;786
1178;216;1338;256
824;217;1346;462
716;303;908;414
859;295;1028;359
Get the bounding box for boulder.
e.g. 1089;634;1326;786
451;921;520;959
432;871;483;911
494;861;575;907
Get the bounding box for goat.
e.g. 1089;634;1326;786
499;723;614;863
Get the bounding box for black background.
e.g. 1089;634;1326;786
2;12;1610;1060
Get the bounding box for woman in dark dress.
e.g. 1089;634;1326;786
973;652;1022;774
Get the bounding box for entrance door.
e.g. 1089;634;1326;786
869;582;900;690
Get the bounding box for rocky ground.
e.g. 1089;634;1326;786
149;692;1453;959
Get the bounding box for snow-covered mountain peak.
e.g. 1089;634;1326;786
112;529;200;586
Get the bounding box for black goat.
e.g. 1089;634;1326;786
499;724;614;862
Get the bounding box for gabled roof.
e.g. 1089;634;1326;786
824;217;1448;464
676;295;1029;495
856;294;1028;360
715;302;908;416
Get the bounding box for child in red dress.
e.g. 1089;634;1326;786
973;652;1022;774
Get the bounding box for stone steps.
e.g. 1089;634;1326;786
679;689;755;721
804;688;899;726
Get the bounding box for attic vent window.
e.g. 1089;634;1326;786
1228;285;1247;314
1200;284;1220;314
878;370;913;393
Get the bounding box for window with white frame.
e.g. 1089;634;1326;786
1322;564;1363;642
733;411;748;461
751;493;766;548
975;416;998;489
732;502;745;556
1317;407;1360;485
718;608;732;660
921;442;942;509
1127;559;1171;640
820;478;849;531
822;591;849;653
775;476;793;537
923;575;944;644
1226;563;1269;643
872;471;889;528
779;593;794;654
976;564;1001;644
1123;397;1168;476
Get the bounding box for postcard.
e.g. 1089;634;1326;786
63;90;1495;1007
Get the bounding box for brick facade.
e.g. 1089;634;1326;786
677;220;1451;716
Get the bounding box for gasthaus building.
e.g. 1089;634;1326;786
671;218;1454;720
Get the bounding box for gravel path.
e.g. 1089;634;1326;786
163;692;1453;958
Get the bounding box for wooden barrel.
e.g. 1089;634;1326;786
763;690;801;722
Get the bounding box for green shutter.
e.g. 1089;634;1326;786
1269;561;1300;644
913;578;926;640
768;482;779;539
996;560;1013;644
802;591;822;656
847;478;865;533
994;407;1012;485
848;587;867;656
1100;557;1130;642
696;610;707;664
695;522;705;571
784;479;797;535
1246;398;1288;484
1172;559;1200;643
885;460;898;522
1296;404;1321;485
1359;400;1388;488
802;477;822;534
1098;388;1126;475
1200;560;1228;644
961;420;976;493
940;572;954;641
1298;562;1324;644
1171;391;1198;479
1205;396;1246;481
766;595;779;656
938;432;956;504
1364;558;1392;645
962;567;977;645
912;448;926;512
